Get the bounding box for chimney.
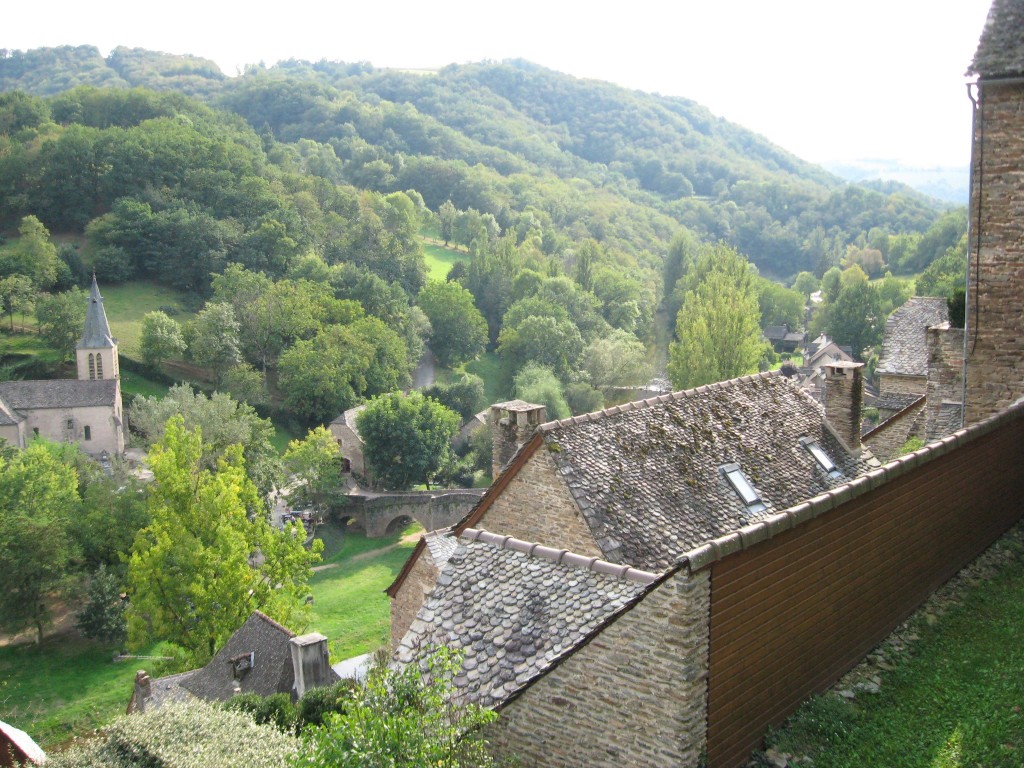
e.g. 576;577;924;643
489;400;547;478
926;322;965;441
823;361;864;453
290;632;331;699
133;670;152;713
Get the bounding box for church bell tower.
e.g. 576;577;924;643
76;275;120;383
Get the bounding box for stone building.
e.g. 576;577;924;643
0;276;124;456
964;0;1024;423
388;369;884;765
127;611;339;713
876;296;948;400
328;404;366;479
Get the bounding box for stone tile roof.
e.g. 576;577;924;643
968;0;1024;78
79;275;116;349
764;325;788;341
0;395;22;426
877;297;948;377
396;529;657;709
0;379;118;410
929;402;964;441
535;372;880;571
423;527;459;568
874;392;926;413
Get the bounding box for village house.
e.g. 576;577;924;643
128;611;339;713
0;276;124;456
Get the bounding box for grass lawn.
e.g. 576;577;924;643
100;282;195;359
422;241;469;282
0;330;65;370
309;521;420;661
0;636;140;750
464;351;503;405
760;531;1024;767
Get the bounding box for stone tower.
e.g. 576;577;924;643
489;400;547;478
76;275;120;383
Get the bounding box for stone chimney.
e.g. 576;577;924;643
823;361;864;453
132;670;152;713
490;400;547;478
290;632;331;699
926;322;965;441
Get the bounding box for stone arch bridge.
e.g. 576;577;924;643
339;489;485;538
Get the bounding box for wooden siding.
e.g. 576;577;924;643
706;419;1024;768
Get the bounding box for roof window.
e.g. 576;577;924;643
800;437;843;479
720;463;766;513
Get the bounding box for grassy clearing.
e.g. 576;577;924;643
464;351;503;405
759;531;1024;768
0;330;65;369
309;521;420;661
422;241;469;282
0;636;139;749
101;282;195;358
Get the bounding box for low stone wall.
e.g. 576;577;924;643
344;490;484;538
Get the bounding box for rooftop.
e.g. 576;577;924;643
79;274;116;349
0;379;118;411
877;297;948;378
396;529;657;709
968;0;1024;78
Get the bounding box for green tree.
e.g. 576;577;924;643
497;314;584;387
186;301;242;388
75;473;150;572
821;266;843;303
35;287;87;361
129;385;281;501
916;244;967;300
438;200;457;246
0;215;60;289
127;417;320;661
222;363;267;406
293;648;497;768
139;310;186;369
0;274;35;330
668;267;764;390
75;564;127;645
424;374;487;422
283;427;344;515
417;280;487;368
792;271;819;301
356;392;460;490
0;441;80;643
514;363;570;421
756;277;805;329
583;330;652;395
823;266;885;361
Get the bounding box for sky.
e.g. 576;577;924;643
4;0;994;170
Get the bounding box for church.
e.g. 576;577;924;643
0;276;125;456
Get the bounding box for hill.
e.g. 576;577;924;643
0;47;944;281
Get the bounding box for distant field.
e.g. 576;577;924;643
308;521;420;661
465;351;503;405
101;282;195;359
423;241;469;282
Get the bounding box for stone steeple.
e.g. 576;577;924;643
76;275;119;382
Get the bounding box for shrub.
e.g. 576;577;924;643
297;679;360;729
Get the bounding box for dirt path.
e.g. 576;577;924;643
312;530;421;572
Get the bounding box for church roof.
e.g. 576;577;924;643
0;379;118;410
968;0;1024;78
78;275;116;349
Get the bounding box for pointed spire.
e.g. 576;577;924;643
79;274;116;349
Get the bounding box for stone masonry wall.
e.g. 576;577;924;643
878;373;928;397
476;445;602;558
927;324;965;441
390;553;438;649
863;399;927;464
965;82;1024;423
487;567;710;768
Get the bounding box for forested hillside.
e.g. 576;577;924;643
0;46;966;448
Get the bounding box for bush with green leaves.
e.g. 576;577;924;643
296;679;360;729
292;648;497;768
223;692;297;733
48;700;299;767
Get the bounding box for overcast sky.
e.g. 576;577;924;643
5;0;994;169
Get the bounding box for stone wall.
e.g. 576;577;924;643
476;445;602;558
348;490;484;538
390;552;438;649
863;399;927;463
878;373;928;396
965;81;1024;423
927;324;965;441
487;567;710;768
24;402;123;456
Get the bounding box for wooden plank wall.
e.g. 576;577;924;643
706;421;1024;768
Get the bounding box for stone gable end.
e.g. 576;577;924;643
390;551;439;649
476;444;601;558
487;568;710;768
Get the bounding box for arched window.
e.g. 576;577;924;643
96;354;103;379
88;354;95;380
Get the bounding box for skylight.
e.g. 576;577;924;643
800;437;843;480
720;464;766;513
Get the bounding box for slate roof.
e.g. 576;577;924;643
877;297;948;377
79;275;116;349
531;372;879;571
874;392;926;413
0;379;118;410
764;325;788;341
396;528;657;709
139;611;338;710
929;402;964;441
330;405;366;438
968;0;1024;78
423;527;459;568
